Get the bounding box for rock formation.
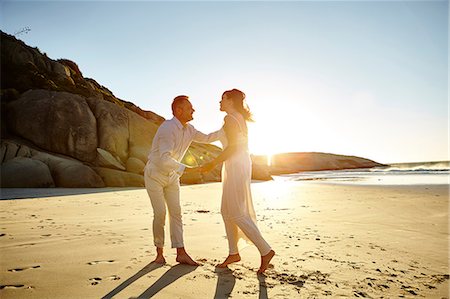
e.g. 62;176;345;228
252;152;385;175
1;31;222;187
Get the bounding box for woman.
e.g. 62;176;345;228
201;89;275;274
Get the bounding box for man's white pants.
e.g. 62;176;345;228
144;167;183;248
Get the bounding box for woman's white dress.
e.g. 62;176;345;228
220;113;256;221
220;112;271;255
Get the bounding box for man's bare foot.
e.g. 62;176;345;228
217;254;241;268
176;253;199;266
153;247;166;264
257;250;275;274
153;255;166;264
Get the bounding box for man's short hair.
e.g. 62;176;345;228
172;95;189;115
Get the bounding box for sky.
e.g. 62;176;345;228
1;0;448;164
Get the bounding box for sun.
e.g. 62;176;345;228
246;98;347;161
247;120;291;158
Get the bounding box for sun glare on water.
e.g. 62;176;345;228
252;180;295;208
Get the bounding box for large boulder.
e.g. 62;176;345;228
53;162;104;188
0;157;55;187
0;139;104;188
2;140;20;161
96;148;126;171
87;98;129;163
127;110;159;163
126;157;145;175
32;151;105;188
6;89;98;162
93;167;144;187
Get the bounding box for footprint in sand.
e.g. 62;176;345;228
89;277;102;285
8;265;41;272
15;242;36;247
87;260;115;265
89;275;120;285
106;275;120;281
401;284;419;296
431;274;450;284
269;270;330;290
354;290;369;297
0;284;32;290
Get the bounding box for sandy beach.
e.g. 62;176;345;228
0;181;448;298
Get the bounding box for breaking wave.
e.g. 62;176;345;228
370;161;449;173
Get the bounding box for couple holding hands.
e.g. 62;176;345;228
144;89;275;274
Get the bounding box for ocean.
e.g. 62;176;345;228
273;161;450;185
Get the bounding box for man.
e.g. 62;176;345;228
144;95;222;265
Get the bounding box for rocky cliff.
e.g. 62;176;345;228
0;31;223;187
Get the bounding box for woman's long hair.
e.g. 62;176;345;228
223;89;254;122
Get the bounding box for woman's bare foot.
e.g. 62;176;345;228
257;250;275;274
217;254;241;268
176;253;199;266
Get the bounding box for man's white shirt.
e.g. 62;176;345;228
146;117;223;178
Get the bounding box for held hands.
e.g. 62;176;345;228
182;166;202;183
183;166;201;174
182;161;216;178
199;162;216;173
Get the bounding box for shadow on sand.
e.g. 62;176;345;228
101;262;165;299
258;274;268;299
213;267;236;299
213;267;269;299
0;187;144;200
102;262;269;298
102;262;198;299
133;264;198;299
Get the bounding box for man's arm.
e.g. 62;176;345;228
192;127;224;144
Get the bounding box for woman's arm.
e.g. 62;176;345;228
200;115;239;172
